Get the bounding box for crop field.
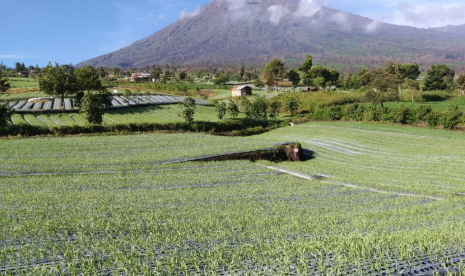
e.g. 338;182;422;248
1;123;465;275
5;78;40;89
9;105;219;127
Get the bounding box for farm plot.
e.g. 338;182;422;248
254;122;465;197
2;125;465;275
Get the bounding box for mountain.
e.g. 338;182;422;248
77;0;465;71
431;24;465;36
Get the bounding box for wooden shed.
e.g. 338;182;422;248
231;85;252;97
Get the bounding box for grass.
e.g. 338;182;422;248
2;122;465;274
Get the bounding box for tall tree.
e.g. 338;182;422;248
286;68;301;92
38;62;78;104
240;65;245;81
359;69;402;114
263;59;285;92
385;61;421;102
423;65;455;91
298;55;313;86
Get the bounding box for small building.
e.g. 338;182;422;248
130;73;152;82
231;85;252;97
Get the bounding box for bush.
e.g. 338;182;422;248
414;105;432;123
425;111;442;127
0;105;13;127
390;105;414;124
342;104;365;121
441;105;462;129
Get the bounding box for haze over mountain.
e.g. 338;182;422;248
77;0;465;71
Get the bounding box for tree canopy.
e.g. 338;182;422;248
286;68;300;92
359;69;402;113
263;59;285;90
38;62;78;102
423;65;455;91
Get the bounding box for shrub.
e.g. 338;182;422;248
441;104;462;129
414;105;432;123
425;111;442;127
0;105;13;127
390;105;414;124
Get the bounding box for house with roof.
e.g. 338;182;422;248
130;73;152;82
231;85;252;97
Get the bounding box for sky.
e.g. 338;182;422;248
1;0;465;68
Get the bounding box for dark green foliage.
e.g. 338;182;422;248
389;105;414;124
227;102;240;118
240;97;252;118
0;105;13;127
441;105;462;129
425;111;442;127
359;69;403;113
215;101;227;120
286;68;300;92
342;104;365;121
213;74;229;88
269;99;282;119
38;62;78;102
298;55;313;86
179;71;187;81
263;59;285;89
457;75;465;95
0;78;10;92
414;105;433;122
253;78;264;89
308;66;339;87
250;97;268;120
285;97;300;116
423;65;455;91
80;92;105;124
74;92;85;108
179;97;196;124
75;65;103;92
0;119;284;137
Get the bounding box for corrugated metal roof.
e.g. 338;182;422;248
232;85;250;91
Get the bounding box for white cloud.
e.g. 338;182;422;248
267;5;289;24
385;2;465;28
0;55;20;59
365;17;383;33
294;0;322;18
226;0;247;11
180;6;201;20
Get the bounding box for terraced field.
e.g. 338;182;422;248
1;123;465;275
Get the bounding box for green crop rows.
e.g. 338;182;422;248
1;123;465;275
8;105;219;127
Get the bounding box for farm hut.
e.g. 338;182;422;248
231;85;252;97
130;73;152;82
